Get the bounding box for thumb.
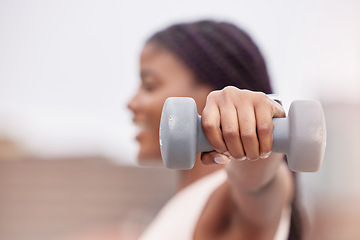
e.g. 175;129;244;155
201;151;230;165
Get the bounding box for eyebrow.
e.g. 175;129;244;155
140;69;158;80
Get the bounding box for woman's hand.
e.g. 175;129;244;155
200;86;285;165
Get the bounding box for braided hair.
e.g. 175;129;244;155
147;20;272;94
147;20;303;240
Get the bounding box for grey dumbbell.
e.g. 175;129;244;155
159;97;326;172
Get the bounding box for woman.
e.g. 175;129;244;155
128;20;302;240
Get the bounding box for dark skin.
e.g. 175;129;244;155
128;42;294;240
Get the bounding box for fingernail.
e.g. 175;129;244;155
260;151;272;159
223;151;231;157
230;156;247;161
248;157;260;161
238;156;247;161
214;154;230;165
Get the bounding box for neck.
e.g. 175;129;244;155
176;153;223;192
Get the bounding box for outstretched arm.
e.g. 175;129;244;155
199;86;294;238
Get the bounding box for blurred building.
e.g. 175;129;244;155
0;150;176;240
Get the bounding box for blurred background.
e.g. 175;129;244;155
0;0;359;239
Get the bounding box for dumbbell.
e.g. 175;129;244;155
159;97;326;172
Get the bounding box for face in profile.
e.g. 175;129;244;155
127;42;212;165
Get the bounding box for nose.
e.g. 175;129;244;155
127;91;140;112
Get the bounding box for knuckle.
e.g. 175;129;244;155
202;120;217;132
254;92;268;104
220;88;233;102
241;129;256;141
221;86;240;100
256;91;267;99
222;127;239;140
207;90;220;101
257;91;267;98
257;122;274;135
222;86;237;92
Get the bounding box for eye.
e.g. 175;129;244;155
142;80;156;92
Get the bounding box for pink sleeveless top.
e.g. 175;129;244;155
139;169;291;240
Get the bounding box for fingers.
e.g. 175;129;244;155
202;90;246;161
201;92;228;154
236;103;259;160
272;100;286;118
254;96;285;158
219;104;246;160
254;101;274;159
200;88;286;165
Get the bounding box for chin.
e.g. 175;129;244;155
137;151;164;167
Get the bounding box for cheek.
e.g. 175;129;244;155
141;95;166;148
140;91;166;115
147;96;167;127
137;96;164;162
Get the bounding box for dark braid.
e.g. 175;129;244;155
147;20;303;240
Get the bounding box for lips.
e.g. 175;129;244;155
133;120;148;141
135;122;147;131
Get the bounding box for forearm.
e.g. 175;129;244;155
225;154;294;226
226;153;284;193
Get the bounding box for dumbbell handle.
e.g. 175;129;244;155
196;115;289;154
